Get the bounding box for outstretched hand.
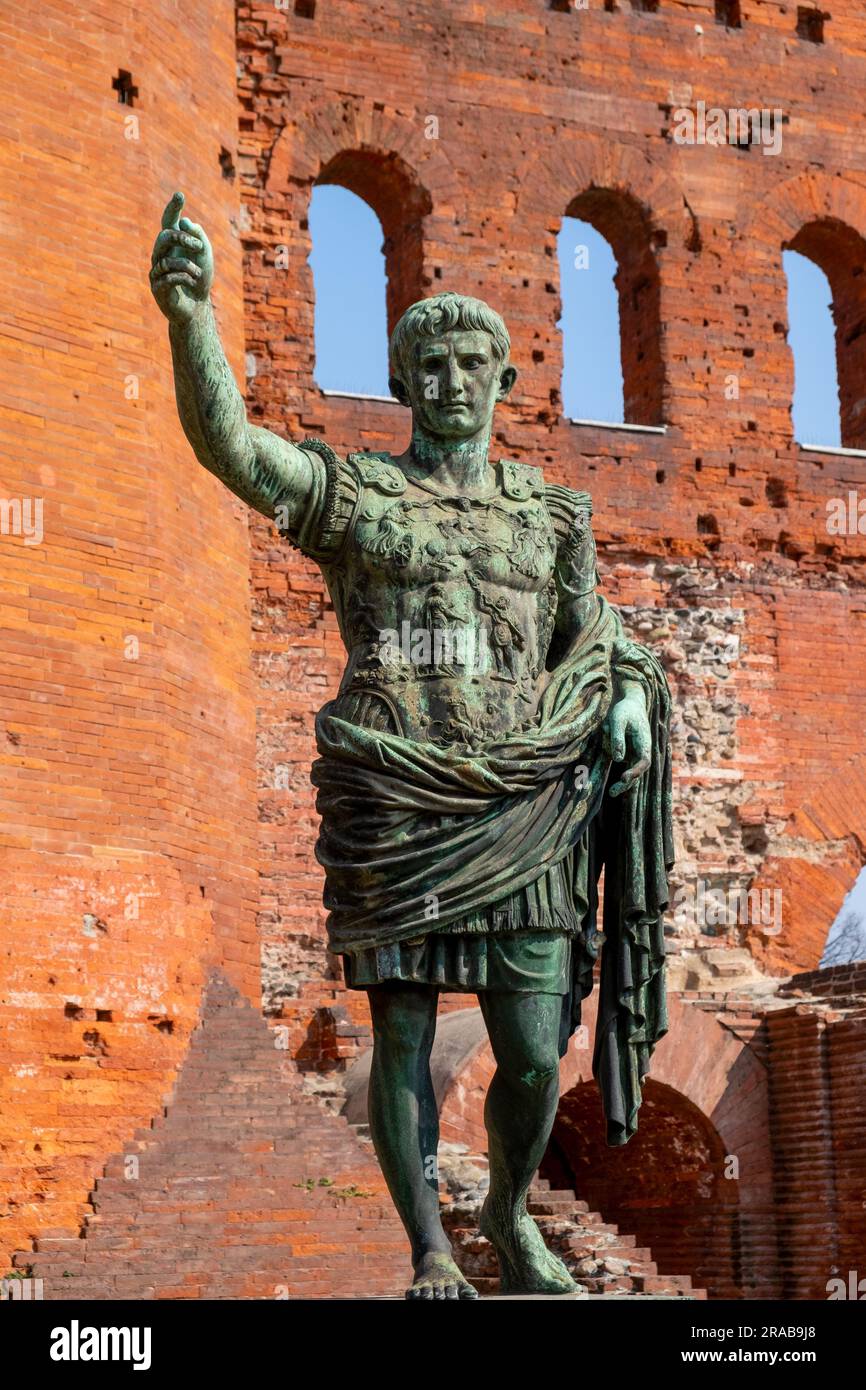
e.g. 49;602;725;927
149;191;214;324
603;690;652;798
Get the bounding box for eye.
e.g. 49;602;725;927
461;357;483;369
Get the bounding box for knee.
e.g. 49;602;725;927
499;1050;560;1092
520;1061;559;1092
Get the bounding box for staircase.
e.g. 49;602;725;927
344;1126;705;1298
444;1179;706;1297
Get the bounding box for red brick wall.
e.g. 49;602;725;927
0;0;257;1263
236;0;866;1002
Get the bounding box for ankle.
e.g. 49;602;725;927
412;1241;453;1266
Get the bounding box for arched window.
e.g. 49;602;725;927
557;189;664;426
308;151;432;399
557;218;624;423
783;219;866;449
783;249;840;447
308;184;389;397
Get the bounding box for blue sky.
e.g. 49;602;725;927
309;185;842;445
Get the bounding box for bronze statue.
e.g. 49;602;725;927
150;191;673;1300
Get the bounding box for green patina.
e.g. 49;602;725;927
151;193;673;1301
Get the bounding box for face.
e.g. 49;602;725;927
392;329;516;441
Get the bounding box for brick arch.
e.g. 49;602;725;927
437;991;777;1297
749;751;866;975
440;993;767;1162
543;1078;742;1297
566;185;666;425
245;100;466;409
266;98;465;318
740;171;866;448
268;99;462;201
739;168;866;257
311;147;432;345
513;138;694;427
515;135;698;250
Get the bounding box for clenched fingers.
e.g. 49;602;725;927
150;256;203;281
152;227;203;260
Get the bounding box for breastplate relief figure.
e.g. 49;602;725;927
150;192;674;1300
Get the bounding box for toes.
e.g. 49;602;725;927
407;1277;478;1301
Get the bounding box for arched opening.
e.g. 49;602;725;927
308;184;389;396
541;1078;742;1298
309;149;432;398
558;189;665;426
784;218;866;449
821;865;866;966
783;248;840;448
557;218;624;423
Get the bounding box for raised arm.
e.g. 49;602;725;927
149;191;313;523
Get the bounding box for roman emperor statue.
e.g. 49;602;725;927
150;192;673;1300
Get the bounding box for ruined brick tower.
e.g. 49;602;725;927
1;0;865;1300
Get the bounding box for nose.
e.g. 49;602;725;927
442;360;463;400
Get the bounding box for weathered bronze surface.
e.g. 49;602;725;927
151;192;673;1300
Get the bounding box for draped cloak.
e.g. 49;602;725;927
311;582;673;1147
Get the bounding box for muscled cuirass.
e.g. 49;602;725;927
323;455;560;748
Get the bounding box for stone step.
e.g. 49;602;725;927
17;969;707;1302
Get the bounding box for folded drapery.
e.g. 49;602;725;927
311;594;672;1145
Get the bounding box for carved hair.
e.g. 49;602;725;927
389;292;511;385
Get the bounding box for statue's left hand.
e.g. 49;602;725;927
604;691;652;798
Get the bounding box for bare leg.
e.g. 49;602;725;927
478;989;577;1295
367;983;477;1300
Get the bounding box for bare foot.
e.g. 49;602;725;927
480;1197;578;1296
406;1251;479;1300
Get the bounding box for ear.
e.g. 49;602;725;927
496;365;518;401
389;375;411;408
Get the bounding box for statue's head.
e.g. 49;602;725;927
389;293;517;442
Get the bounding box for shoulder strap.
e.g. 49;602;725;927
500;459;545;501
348;451;407;496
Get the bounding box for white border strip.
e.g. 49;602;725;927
568;418;667;435
799;442;866;459
320;389;398;404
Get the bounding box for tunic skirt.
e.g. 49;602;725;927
343;854;578;993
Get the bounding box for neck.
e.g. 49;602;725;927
408;425;492;489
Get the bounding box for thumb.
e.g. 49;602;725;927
161;190;185;230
